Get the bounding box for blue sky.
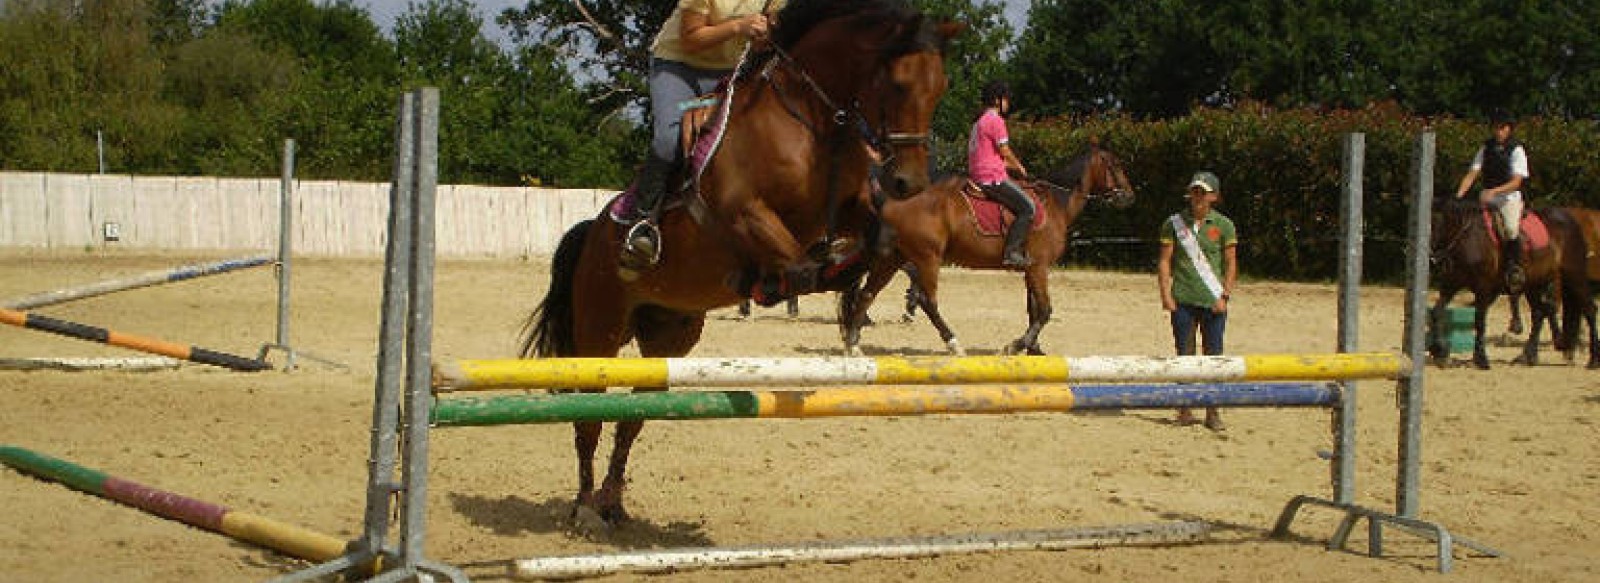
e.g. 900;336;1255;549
360;1;1031;45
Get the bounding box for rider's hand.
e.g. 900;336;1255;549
741;14;770;40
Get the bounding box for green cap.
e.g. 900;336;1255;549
1187;171;1219;193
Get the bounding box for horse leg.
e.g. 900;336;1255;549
1572;281;1600;368
1507;294;1525;335
1006;265;1052;355
905;258;963;355
1585;300;1600;369
1472;294;1494;369
571;417;604;519
841;258;903;356
731;208;819;298
588;305;707;524
901;263;922;323
1514;288;1551;365
1428;287;1460;365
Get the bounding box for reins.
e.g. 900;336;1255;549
758;23;922;257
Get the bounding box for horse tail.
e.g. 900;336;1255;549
1544;208;1588;351
519;219;593;358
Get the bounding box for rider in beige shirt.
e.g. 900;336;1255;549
624;0;785;270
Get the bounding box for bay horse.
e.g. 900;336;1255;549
838;144;1135;356
521;0;961;524
1428;197;1596;368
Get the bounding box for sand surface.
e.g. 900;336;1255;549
1;251;1596;582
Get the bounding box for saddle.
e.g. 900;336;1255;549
1482;208;1551;252
607;92;730;224
959;180;1048;236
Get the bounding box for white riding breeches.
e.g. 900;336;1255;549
1491;192;1523;240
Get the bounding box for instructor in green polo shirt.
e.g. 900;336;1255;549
1157;170;1238;431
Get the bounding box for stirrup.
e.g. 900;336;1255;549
621;220;661;269
1002;251;1031;268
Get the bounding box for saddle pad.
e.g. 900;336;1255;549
605;188;686;224
1480;208;1550;251
607;90;732;225
961;182;1048;236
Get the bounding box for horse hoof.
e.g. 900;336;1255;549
597;504;631;525
1473;358;1491;370
569;505;606;530
845;345;864;357
946;339;965;357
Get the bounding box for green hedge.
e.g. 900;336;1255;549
1007;106;1600;283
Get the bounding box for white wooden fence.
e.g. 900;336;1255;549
0;172;615;258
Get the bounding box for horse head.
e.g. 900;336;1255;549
772;0;960;200
1041;143;1136;209
1431;194;1495;284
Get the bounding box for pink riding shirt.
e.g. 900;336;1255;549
967;109;1010;184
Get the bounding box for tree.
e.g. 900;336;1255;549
212;0;400;179
912;0;1013;172
396;0;629;186
500;1;670;122
1011;0;1224;118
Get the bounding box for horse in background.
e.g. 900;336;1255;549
521;1;960;524
1429;197;1596;368
838;144;1134;356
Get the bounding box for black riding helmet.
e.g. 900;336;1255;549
981;80;1011;107
1490;109;1516;127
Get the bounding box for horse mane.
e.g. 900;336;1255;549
772;0;925;52
1041;148;1098;206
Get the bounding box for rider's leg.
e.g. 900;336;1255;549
623;59;720;268
1498;195;1525;292
984;180;1036;267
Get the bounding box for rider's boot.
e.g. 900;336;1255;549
1001;218;1031;267
621;152;673;270
1503;238;1525;294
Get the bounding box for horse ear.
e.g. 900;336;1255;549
936;20;966;41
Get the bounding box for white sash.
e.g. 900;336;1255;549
1169;214;1225;302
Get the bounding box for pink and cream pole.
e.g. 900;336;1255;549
0;445;348;564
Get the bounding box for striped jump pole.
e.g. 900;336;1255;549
433;382;1341;427
0;308;271;371
1;255;274;311
0;445;348;564
514;522;1210;580
433;353;1404;392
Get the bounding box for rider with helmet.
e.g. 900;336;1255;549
622;1;784;271
967;80;1035;268
1454;110;1531;293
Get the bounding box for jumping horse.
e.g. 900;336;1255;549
1429;196;1598;368
522;0;961;524
839;143;1135;356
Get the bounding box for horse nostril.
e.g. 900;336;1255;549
893;177;913;198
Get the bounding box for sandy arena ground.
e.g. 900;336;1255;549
0;250;1596;582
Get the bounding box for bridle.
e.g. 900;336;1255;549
757;18;936;254
1034;149;1133;206
1430;205;1482;272
762;35;927;172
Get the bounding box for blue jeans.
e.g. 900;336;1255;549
648;58;728;161
1171;304;1226;356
